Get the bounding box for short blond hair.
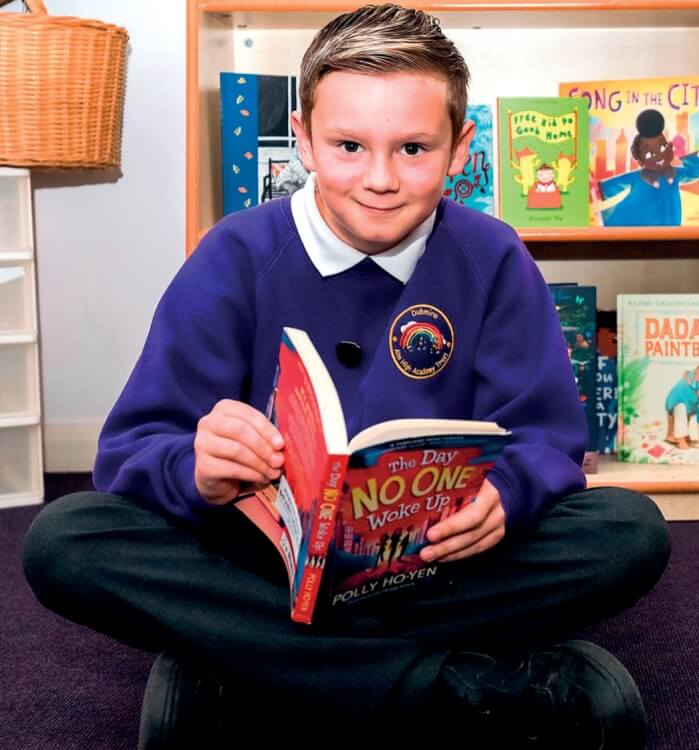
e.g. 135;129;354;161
299;4;470;145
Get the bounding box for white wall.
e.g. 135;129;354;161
3;1;187;469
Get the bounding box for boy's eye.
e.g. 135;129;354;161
660;144;667;152
340;141;361;153
402;143;424;156
644;151;653;160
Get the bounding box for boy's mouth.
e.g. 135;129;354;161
357;201;402;213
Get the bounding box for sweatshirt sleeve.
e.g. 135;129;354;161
470;231;587;532
92;225;257;527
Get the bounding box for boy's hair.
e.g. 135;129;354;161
299;3;470;146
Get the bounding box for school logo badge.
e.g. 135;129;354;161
389;304;454;379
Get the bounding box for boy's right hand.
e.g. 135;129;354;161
194;399;285;505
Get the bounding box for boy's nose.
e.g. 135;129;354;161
362;154;399;192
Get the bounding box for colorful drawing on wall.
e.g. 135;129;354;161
220;72;308;215
560;77;699;227
498;97;589;228
443;104;494;215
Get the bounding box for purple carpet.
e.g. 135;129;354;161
1;474;697;749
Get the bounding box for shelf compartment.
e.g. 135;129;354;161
0;169;32;254
0;423;43;507
0;340;41;418
0;259;37;335
187;1;699;251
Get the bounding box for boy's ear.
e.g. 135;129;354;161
446;119;476;177
291;110;316;172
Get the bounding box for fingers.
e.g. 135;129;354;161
213;399;284;451
194;399;286;504
198;429;283;480
196;453;277;487
197;401;283;466
420;479;505;562
423;519;505;563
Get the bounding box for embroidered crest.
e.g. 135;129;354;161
389;304;454;379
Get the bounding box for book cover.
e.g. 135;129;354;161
443;104;494;215
596;354;618;455
497;97;589;228
326;432;508;610
596;310;618;455
617;294;699;464
549;285;598;456
220;72;308;216
236;328;510;624
560;77;699;227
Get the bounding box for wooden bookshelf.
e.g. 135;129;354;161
588;456;699;519
186;0;699;501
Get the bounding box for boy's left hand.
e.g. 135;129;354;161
420;478;505;563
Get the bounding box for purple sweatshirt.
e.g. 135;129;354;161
94;198;586;531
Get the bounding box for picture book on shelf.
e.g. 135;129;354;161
235;327;510;625
548;284;598;467
220;72;308;216
617;294;699;465
497;96;589;228
596;310;618;455
560;77;699;227
443;104;494;215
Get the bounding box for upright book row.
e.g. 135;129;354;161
220;73;699;230
550;288;699;468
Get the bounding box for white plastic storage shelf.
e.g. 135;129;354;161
0;168;43;507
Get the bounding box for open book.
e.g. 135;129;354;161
235;327;510;625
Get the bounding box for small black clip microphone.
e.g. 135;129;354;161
336;340;362;368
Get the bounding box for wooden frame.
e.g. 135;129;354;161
186;0;699;503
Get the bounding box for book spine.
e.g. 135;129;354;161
290;453;350;625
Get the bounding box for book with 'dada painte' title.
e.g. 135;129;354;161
235;327;510;625
617;294;699;465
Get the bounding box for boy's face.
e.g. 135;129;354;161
292;71;473;255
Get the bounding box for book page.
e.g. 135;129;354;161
348;418;508;454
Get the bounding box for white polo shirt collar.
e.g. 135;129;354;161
290;172;435;284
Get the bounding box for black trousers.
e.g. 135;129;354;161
22;487;671;715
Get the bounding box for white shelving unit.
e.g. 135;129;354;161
0;167;43;508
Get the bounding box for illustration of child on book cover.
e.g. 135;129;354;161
498;97;589;227
560;77;699;226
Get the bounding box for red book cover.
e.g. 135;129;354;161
236;328;509;624
327;434;505;610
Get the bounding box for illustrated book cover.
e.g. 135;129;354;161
617;294;699;464
596;310;618;455
548;284;598;464
235;327;510;625
443;104;494;215
220;72;308;216
497;96;589;228
560;77;699;227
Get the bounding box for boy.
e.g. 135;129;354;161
24;4;670;747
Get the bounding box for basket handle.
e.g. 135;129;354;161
25;0;48;14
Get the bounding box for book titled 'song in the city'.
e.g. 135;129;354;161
235;328;510;625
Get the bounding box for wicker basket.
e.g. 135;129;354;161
0;0;128;169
